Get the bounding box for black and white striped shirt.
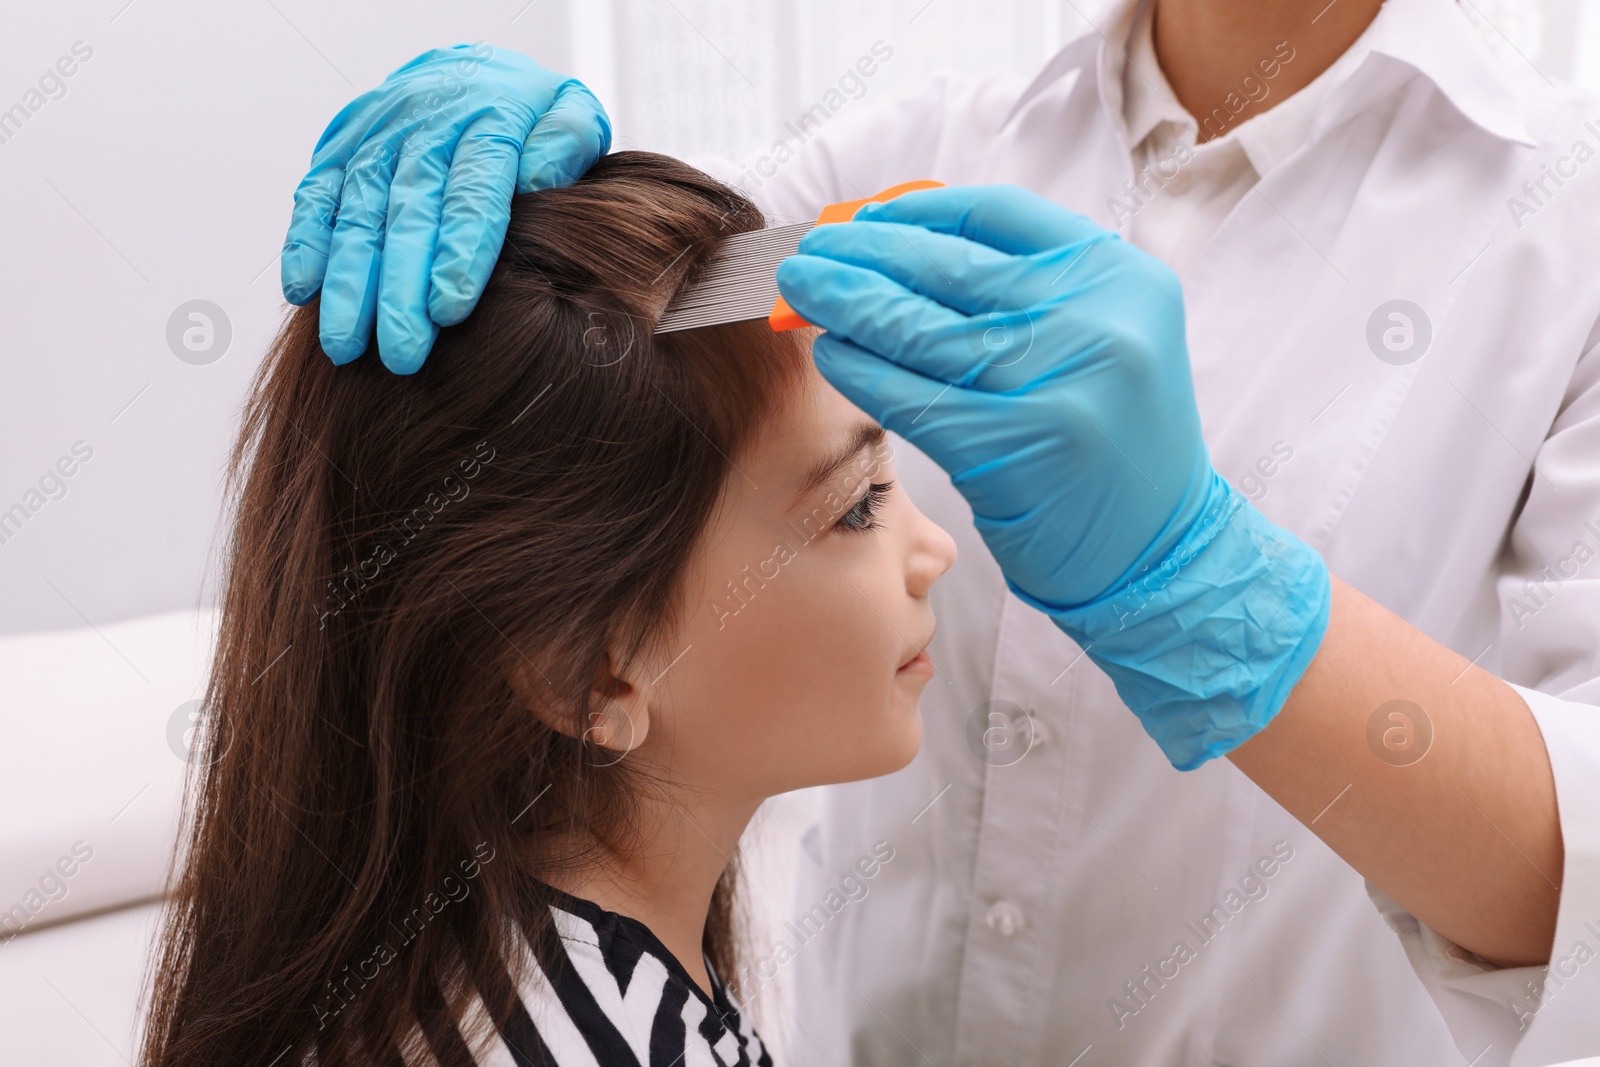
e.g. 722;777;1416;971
393;883;774;1067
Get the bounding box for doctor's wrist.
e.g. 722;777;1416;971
1011;471;1333;770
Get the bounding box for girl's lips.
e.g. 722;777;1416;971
896;648;933;675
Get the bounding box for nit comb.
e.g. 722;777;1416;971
654;179;944;334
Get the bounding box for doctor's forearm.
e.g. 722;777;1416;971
1226;575;1562;967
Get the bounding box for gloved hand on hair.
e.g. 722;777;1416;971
776;184;1331;771
281;44;610;373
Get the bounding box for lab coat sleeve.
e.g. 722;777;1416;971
1372;329;1600;1067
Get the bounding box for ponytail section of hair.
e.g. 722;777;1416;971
138;152;810;1067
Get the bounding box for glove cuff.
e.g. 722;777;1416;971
1009;470;1332;770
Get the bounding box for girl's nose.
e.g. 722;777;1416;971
906;506;957;597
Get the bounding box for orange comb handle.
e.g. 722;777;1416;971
767;179;946;332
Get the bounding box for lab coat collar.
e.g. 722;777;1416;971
1114;0;1333;181
1307;0;1536;148
1003;0;1536;152
1120;0;1190;151
999;0;1146;147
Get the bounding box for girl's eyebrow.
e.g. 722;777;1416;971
791;421;887;506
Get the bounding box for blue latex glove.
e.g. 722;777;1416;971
281;44;611;373
775;185;1331;770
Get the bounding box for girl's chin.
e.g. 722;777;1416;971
808;722;923;788
863;704;924;779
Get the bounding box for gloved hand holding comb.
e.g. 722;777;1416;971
776;184;1332;771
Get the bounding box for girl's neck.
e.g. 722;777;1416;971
543;792;761;998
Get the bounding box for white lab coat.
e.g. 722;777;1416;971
716;0;1600;1062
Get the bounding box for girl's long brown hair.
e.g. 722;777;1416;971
140;151;810;1066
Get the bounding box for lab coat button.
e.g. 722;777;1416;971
1025;713;1049;749
985;899;1026;938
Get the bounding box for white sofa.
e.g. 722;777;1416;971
0;608;216;1066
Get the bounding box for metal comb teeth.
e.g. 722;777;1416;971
653;221;813;333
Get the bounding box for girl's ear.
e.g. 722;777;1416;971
584;643;653;754
505;645;652;756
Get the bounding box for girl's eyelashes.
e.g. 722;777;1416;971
836;481;894;533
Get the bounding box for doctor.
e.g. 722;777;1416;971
278;0;1600;1063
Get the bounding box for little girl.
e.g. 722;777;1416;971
140;151;956;1066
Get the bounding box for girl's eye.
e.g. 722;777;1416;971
836;481;894;533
